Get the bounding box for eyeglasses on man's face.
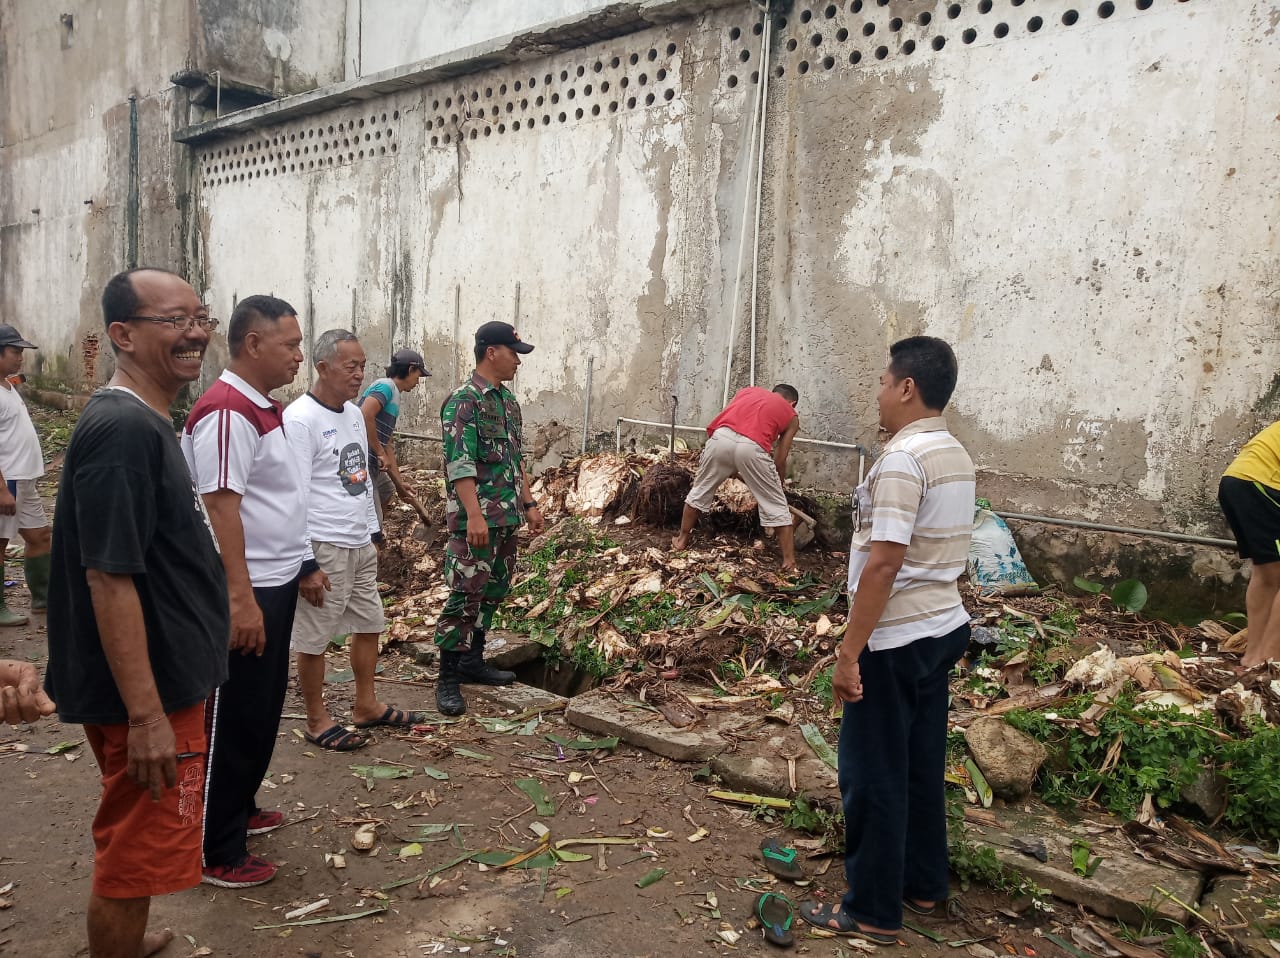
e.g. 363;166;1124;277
127;314;220;333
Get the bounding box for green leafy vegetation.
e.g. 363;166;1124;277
1072;576;1149;613
1005;695;1280;840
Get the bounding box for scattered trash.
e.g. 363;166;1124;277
283;898;329;921
634;868;667;889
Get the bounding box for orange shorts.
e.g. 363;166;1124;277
84;702;207;899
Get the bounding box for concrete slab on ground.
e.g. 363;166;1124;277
1199;874;1279;958
468;682;569;714
711;726;840;798
966;804;1204;924
484;630;545;670
565;688;731;761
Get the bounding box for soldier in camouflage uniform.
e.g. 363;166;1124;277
434;321;545;715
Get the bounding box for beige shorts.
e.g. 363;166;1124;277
291;541;386;654
0;479;49;539
686;427;792;527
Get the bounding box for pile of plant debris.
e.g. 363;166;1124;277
380;458;1280;846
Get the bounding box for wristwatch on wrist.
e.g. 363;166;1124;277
523;500;538;510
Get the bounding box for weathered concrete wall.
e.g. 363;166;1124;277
0;0;351;383
195;0;348;95
0;1;195;382
186;0;1280;544
349;0;608;78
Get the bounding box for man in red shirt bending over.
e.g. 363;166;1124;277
672;384;801;571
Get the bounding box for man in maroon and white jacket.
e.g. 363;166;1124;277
181;295;321;889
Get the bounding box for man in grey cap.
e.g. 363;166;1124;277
433;322;544;715
0;325;51;625
359;347;428;528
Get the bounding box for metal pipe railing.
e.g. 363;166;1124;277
996;512;1235;549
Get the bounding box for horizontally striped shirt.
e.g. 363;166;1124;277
848;416;975;651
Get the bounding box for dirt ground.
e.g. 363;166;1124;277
1;612;1050;958
0;405;1056;958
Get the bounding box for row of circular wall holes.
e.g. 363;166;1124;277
426;42;680;113
429;88;677;144
728;0;1153;31
204;136;398;175
429;68;671;128
200;112;401;164
723;0;1157;78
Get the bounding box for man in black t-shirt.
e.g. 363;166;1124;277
45;268;230;958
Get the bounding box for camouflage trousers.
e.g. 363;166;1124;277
433;525;520;651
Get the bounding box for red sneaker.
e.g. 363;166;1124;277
201;854;278;888
247;809;285;835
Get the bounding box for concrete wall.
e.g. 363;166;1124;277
196;0;348;95
348;0;608;78
186;0;1280;542
0;0;350;382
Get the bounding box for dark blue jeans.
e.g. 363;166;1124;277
838;622;970;930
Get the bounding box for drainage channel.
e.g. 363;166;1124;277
486;634;603;699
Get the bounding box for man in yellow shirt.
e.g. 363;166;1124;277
1220;422;1280;666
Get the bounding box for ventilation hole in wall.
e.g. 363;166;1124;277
918;11;932;25
889;17;903;30
751;69;760;81
620;76;629;87
752;21;763;34
551;92;560;104
626;95;637;108
994;21;1009;36
902;38;916;53
601;80;610;92
545;72;553;84
874;44;888;58
849;49;861;63
1027;14;1043;29
786;37;798;50
1061;6;1078;20
727;73;739;87
800;8;813;22
979;0;993;11
575;65;585;77
629;52;640;65
640;91;652;105
567;88;576;99
667;43;677;55
862;21;875;35
774;64;786;77
648;47;658;60
798;59;810;73
836;26;850;40
822;54;835;68
609;100;619;112
657;69;668;82
638;73;648;85
1098;0;1115;15
850;0;863;11
730;25;742;40
536;94;545;106
932;34;946;49
962;27;977;41
947;3;961;17
558;110;567;122
776;16;787;29
1012;0;1026;5
1136;0;1152;8
811;32;823;45
591;103;601;115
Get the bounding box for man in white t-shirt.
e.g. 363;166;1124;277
182;295;313;890
0;325;51;626
285;329;425;751
799;337;975;944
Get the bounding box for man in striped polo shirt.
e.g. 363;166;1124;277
182;295;316;889
800;336;975;944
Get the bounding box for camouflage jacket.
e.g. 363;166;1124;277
440;371;525;533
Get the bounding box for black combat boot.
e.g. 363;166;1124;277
435;650;467;716
457;628;516;686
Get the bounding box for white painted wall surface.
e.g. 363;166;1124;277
348;0;611;77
